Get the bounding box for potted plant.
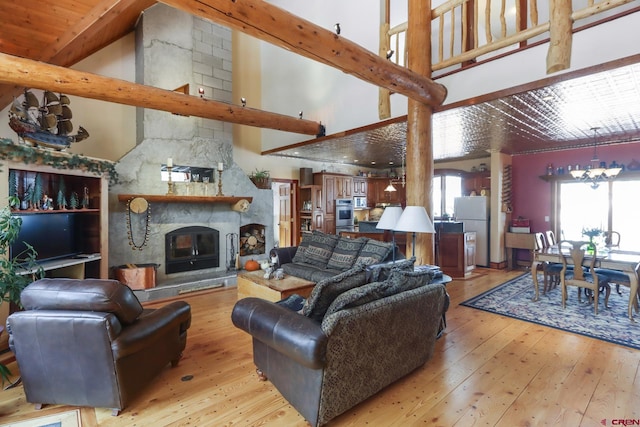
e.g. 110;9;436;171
0;196;44;386
249;169;272;189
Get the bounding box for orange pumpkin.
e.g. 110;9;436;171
245;259;260;271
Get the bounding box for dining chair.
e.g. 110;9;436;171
534;232;562;294
600;231;625;295
544;230;557;247
558;240;611;315
604;231;621;248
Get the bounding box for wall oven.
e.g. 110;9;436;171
335;198;355;233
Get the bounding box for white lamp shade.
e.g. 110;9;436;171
384;183;397;192
376;206;403;230
394;206;435;233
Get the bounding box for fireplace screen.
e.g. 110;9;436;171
165;226;219;274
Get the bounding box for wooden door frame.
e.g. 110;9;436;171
272;179;299;247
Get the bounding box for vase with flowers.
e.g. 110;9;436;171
581;227;602;255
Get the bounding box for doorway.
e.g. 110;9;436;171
272;180;298;248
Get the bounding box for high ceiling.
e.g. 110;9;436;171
1;1;639;168
266;57;640;168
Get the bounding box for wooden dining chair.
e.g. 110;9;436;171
534;232;562;294
558;240;611;315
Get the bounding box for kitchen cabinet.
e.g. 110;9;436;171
463;170;490;196
438;232;476;278
298;185;323;240
368;177;406;206
313;172;353;234
353;177;367;197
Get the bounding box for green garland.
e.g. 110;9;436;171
0;137;119;185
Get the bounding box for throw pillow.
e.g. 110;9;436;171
301;261;368;322
355;239;393;266
385;268;434;294
292;236;311;263
303;231;340;268
368;257;416;282
323;280;393;318
326;237;368;270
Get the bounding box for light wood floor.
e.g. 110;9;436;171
1;268;639;426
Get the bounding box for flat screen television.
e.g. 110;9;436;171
10;213;79;263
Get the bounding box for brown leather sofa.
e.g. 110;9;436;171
6;278;191;415
232;268;446;427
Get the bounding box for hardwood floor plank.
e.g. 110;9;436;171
1;269;639;426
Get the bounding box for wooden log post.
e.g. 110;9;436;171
547;0;573;74
406;0;439;265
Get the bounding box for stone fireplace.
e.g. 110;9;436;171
108;4;274;291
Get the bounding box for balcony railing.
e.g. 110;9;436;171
379;0;637;117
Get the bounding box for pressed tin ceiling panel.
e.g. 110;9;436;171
267;61;640;168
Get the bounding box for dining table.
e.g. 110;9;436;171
531;246;640;321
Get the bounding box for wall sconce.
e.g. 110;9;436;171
198;87;205;98
241;97;246;107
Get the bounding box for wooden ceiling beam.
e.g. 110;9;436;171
0;0;157;112
0;53;324;136
160;0;448;107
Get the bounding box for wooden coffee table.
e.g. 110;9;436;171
237;270;315;302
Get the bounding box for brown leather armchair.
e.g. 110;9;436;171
6;278;191;415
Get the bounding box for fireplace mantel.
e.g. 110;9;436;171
117;194;253;205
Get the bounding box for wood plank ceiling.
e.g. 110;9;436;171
1;0;639;167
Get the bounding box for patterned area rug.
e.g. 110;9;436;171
461;273;640;350
0;409;80;427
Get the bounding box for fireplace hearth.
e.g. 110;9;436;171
165;226;219;274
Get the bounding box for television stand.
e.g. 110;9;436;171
17;254;102;279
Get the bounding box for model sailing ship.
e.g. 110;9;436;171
8;90;89;150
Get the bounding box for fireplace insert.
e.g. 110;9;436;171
165;226;219;274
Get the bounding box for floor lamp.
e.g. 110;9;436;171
376;206;403;262
393;206;435;258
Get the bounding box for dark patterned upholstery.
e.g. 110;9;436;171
301;262;368;322
232;278;446;427
366;257;416;282
303;231;340;268
326;237;368;270
292;237;311;263
355;239;393;266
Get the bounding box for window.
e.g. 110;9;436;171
432;174;462;219
558;179;640;249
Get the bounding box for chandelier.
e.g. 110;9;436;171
569;127;621;189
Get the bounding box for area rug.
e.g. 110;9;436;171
461;273;640;351
0;409;81;427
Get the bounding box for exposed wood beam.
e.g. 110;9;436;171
160;0;448;107
0;0;157;111
0;53;324;136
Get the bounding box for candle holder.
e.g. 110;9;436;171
166;165;175;195
216;168;224;196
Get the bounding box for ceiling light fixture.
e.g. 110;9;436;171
299;111;303;119
384;183;397;192
569;127;621;189
241;97;246;107
386;49;394;60
334;23;341;35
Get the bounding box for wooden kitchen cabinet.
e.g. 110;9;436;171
298;185;324;240
367;177;406;206
463;170;490;196
353;177;367;196
438;232;476;278
313;172;353;234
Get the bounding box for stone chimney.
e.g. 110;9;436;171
108;4;273;288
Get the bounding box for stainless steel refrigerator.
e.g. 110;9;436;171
454;196;489;267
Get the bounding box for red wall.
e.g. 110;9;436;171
511;142;640;233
